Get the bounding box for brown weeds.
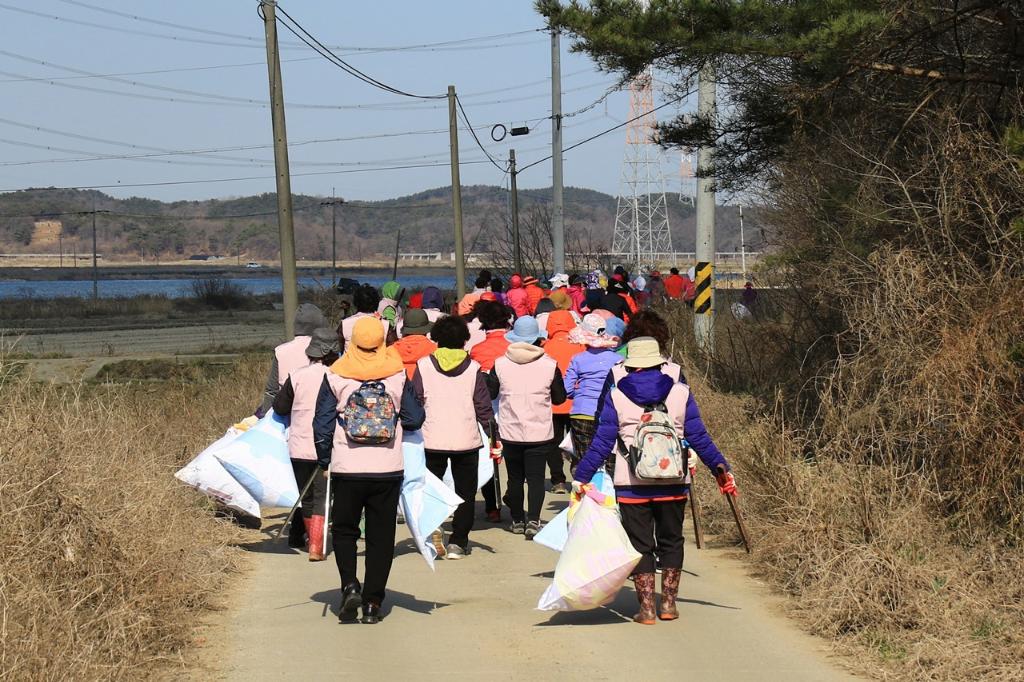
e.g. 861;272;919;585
0;355;264;680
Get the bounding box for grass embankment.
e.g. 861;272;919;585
665;297;1024;681
0;354;266;680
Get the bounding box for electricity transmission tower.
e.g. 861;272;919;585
611;67;674;270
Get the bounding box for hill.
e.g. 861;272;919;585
0;185;763;262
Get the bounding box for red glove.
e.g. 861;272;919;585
490;440;504;464
716;470;738;496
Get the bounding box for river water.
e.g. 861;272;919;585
0;273;459;300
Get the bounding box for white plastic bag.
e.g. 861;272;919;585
444;425;494;491
214;412;299;509
537;488;641;611
533;470;614;552
401;431;464;569
558;431;573;456
175;428;261;518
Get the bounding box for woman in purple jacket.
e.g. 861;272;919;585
572;337;738;625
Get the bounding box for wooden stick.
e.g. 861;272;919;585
726;493;752;553
275;469;318;539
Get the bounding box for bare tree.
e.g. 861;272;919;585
482;203;608;277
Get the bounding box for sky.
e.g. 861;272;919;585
0;0;697;203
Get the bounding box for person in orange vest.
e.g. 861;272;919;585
258;303;325;416
523;275;545;314
272;327;340;560
392;309;437;380
542;310;584;494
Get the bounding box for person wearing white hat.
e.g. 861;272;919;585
572;336;737;625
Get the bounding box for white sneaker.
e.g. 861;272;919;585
445;544;467;560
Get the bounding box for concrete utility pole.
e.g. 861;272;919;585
739;204;747;280
261;0;299;338
321;191;344;287
91;198;98;300
448;85;466;299
551;30;565;275
509;148;522;274
694;63;717;355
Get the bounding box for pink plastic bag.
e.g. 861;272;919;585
537;488;641;611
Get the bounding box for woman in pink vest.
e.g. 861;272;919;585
410;315;494;559
485;316;567;538
572;337;737;625
340;285;390;351
257;303;325;415
313;317;425;624
272;327;339;560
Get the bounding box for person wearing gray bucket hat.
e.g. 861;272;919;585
258;303;326;417
273;325;339;561
505;315;547;345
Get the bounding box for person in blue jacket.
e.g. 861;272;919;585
572;337;738;625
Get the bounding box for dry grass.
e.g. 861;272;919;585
0;355;266;680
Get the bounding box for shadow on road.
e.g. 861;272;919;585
309;588;451;619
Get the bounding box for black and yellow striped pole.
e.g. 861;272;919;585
694;261;713;314
694;63;716;356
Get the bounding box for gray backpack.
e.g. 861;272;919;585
619;402;685;481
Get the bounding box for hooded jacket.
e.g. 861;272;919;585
421;286;445;317
507;284;530;318
542;311;583;415
524;283;544;314
393;334;438;380
564;347;623;417
469;329;510;371
411;354;493;453
486;343;567;444
574;370;728;501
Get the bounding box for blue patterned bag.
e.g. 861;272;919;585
342;381;397;444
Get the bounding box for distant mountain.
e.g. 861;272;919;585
0;185;765;260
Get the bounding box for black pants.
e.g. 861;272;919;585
618;500;685;575
503;442;548;523
331;476;402;606
289;459;327;543
481;473;498;512
425;449;478;550
548;414;570;485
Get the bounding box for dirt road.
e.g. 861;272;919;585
207;498;857;681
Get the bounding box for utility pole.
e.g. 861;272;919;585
91;198;98;300
321;190;344;287
509;148;522;274
58;228;63;268
551;29;565;275
448;85;466;299
261;0;298;338
694;63;716;355
739;204;747;280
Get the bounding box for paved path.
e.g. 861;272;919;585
209;495;858;682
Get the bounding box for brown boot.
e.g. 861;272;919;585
632;573;657;624
307;515;326;562
659;568;681;620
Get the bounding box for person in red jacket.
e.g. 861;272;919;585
506;274;531;318
523;276;545;314
543;310;584;494
469;300;512;372
392;309;437;379
663;267;685;300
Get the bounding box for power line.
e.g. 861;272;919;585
454;95;507;172
0;159;494;193
0;56;319;84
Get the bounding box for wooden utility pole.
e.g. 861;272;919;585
448;85;466;299
91;198;98;300
261;0;298;338
508;149;522;274
321;191;344;287
550;30;565;275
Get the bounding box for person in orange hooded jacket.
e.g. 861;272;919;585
523;276;545;314
392;309;437;379
542;310;584;494
506;274;531;318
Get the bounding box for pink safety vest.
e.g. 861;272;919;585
493;354;557;443
325;370;407;476
286;363;330;461
610;382;691;488
341;313;390;347
416;356;483;452
464;318;486;352
275;336;312;385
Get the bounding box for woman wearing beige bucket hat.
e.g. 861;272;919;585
572;336;737;625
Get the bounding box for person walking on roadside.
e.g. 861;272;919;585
506;274;530;318
523;275;545;314
647;270;667;304
564;313;623;472
411;315;493;560
378;280;404;329
572;337;735;624
663;267;685;300
393;309;436;379
599;279;638;322
542;310;583;494
272;327;339;560
420;286;446;322
566;274;586;314
490;277;507;307
340;285;389;349
486;316;567;538
583;269;605;312
313;317;425;624
457;274;490;315
469;300;512;372
258;303;326;416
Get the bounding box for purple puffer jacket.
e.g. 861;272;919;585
563;348;623;417
575;370;729;500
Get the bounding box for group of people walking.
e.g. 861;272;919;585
259;267;737;626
